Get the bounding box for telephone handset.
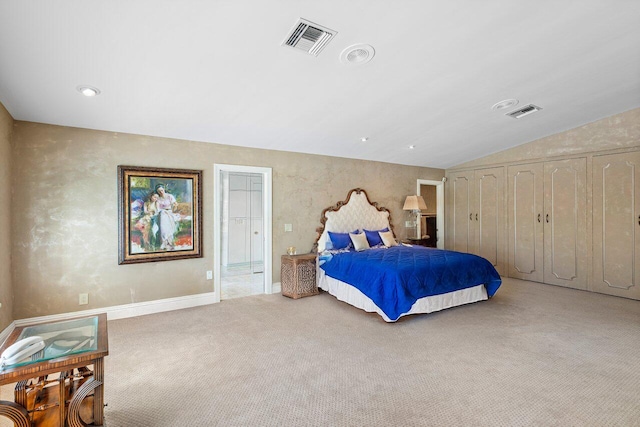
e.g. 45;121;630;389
0;336;45;367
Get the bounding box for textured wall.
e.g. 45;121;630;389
451;107;640;170
11;122;443;319
0;104;14;331
420;185;437;215
0;103;13;330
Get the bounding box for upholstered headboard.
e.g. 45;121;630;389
315;188;394;252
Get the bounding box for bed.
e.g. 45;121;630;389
315;188;502;322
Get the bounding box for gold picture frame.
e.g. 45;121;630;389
118;165;203;264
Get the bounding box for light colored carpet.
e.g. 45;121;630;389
101;278;640;426
3;278;639;426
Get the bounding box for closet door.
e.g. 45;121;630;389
508;163;544;282
473;167;505;275
592;152;640;300
446;171;473;253
543;158;587;290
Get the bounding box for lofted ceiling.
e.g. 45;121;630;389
0;1;638;168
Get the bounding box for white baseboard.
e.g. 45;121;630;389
1;287;286;343
13;292;217;327
272;282;281;293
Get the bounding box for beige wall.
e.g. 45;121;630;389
452;107;640;170
10;121;444;319
0;103;13;330
420;184;437;215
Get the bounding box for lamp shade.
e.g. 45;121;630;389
403;195;427;211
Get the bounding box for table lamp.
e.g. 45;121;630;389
403;195;427;238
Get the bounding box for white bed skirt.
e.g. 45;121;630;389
317;268;488;322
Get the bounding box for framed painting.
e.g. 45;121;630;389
118;165;203;264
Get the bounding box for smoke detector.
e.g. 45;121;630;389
340;44;376;64
282;18;336;56
506;104;543;119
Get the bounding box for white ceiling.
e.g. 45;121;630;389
1;1;639;169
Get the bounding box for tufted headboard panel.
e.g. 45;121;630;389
315;188;394;252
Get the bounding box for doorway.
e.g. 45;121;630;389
417;179;445;249
213;164;272;302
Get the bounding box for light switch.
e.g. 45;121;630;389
284;223;292;232
79;293;89;305
206;270;213;280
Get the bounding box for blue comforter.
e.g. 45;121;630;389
320;245;501;321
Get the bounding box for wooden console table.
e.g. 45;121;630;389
0;314;108;426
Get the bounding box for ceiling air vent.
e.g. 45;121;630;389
282;18;336;56
506;104;543;119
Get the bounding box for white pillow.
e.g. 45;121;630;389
349;232;370;251
379;230;398;247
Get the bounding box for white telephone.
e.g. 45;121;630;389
1;336;45;367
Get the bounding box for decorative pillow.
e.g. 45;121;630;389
379;230;398;247
350;232;370;251
328;230;359;250
364;227;389;246
324;238;333;250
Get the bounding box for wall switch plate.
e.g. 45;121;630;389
284;223;292;232
206;270;213;280
79;293;89;305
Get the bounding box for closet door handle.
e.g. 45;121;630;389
537;213;541;223
638;214;640;225
546;214;549;223
475;213;478;221
470;213;472;221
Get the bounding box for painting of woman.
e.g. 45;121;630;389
155;184;179;250
137;192;159;250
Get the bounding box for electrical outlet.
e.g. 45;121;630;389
206;270;213;280
79;293;89;305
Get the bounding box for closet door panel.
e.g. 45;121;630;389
508;163;544;282
543;159;587;289
475;167;505;275
592;152;640;300
447;171;473;253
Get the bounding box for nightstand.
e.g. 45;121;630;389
281;253;318;299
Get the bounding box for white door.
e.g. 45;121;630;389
213;164;272;303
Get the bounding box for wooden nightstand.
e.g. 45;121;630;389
281;253;318;299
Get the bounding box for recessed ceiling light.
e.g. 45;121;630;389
360;137;369;142
491;99;518;111
408;145;415;149
77;85;100;97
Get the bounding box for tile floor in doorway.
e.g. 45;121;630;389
221;263;264;300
